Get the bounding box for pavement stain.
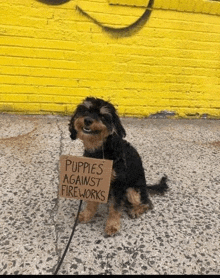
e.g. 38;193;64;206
209;141;220;147
0;116;39;150
0;127;38;147
0;128;41;166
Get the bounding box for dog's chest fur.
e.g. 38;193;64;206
83;135;146;193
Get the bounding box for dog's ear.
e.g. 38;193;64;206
112;111;126;138
69;113;77;140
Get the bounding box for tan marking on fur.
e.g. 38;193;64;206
100;106;111;116
82;100;93;109
111;169;116;183
129;203;151;218
74;117;110;151
78;201;99;223
105;202;121;236
126;188;151;218
126;188;141;206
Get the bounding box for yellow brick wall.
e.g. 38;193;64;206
0;0;220;117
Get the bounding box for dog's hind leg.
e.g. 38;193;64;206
78;201;99;223
126;188;153;219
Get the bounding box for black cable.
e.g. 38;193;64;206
54;200;83;275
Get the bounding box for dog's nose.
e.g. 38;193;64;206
84;117;94;126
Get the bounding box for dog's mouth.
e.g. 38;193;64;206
82;127;101;135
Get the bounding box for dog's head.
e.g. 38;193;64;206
69;97;126;151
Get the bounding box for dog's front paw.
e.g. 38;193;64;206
78;201;98;223
105;217;121;236
105;222;120;236
78;211;93;223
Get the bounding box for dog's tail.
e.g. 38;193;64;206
147;175;168;195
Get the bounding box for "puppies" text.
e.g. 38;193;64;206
65;159;104;175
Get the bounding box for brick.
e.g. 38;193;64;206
109;0;150;7
40;103;67;113
13;102;41;113
0;102;14;112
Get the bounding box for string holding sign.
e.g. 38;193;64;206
59;155;113;203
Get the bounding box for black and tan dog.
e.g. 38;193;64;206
69;97;168;236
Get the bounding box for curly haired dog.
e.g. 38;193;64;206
69;97;168;236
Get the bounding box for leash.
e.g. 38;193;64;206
54;200;83;275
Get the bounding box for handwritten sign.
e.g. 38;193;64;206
59;155;113;203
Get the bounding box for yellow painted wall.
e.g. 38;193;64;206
0;0;220;117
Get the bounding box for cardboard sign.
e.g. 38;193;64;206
59;155;113;203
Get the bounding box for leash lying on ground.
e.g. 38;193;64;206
54;200;83;275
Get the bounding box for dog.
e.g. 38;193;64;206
69;97;168;236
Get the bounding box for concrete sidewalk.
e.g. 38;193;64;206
0;114;219;275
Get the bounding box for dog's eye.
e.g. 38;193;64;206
77;105;89;115
84;111;90;116
101;114;112;123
